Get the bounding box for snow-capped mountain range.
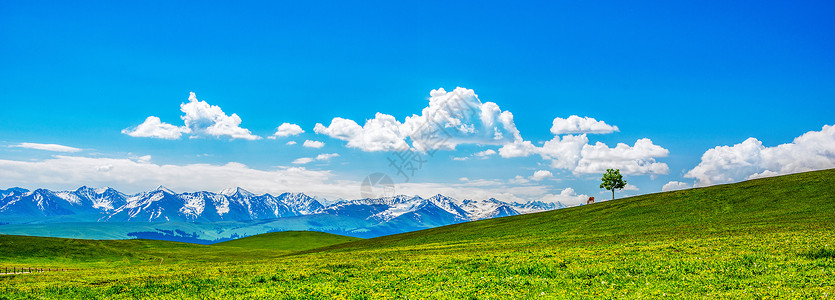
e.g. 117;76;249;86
0;186;564;225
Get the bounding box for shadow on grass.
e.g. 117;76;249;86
802;247;835;259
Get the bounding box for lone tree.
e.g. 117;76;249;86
600;168;627;201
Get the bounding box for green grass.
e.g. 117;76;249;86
1;169;834;299
213;231;361;250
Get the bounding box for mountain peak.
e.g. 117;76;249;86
154;185;175;194
220;187;254;197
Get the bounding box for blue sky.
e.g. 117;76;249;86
1;1;834;205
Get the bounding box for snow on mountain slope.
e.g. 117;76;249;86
0;186;562;227
460;198;521;220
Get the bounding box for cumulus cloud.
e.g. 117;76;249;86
499;134;668;175
286;141;297;145
123;92;260;140
11;143;82;153
538;134;590;169
303;140;325;148
270;123;304;139
473;149;497;159
685;124;835;186
551;116;619;135
662;181;690;192
121;116;188;139
575;138;670;175
313;114;408;152
314;87;521;152
530;170;553;181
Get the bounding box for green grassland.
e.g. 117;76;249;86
214;231;361;250
1;169;834;299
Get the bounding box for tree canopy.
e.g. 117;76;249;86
600;169;627;201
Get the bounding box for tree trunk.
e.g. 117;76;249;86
612;189;615;201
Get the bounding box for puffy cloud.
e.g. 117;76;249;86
121;116;188;139
286;141;297;145
314;87;521;152
538;134;589;169
313;114;408;152
575;138;670;175
498;134;669;175
180;92;260;140
270;123;304;138
498;140;538;158
303;140;325;148
551;116;619;135
11;142;82;153
474;149;497;158
123;92;259;140
530;170;553;181
662;181;690;192
685;124;835;186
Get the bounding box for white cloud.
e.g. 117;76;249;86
180;92;260;140
270;123;304;138
474;149;497;158
623;183;639;191
536;188;589;207
551;116;619;135
292;157;315;165
313;114;408;152
315;153;340;160
303;140;325;148
293;153;340;165
509;175;530;185
314;87;522;152
498;140;538;158
662;181;690;192
530;170;553;181
286;141;297;145
121;116;188;139
11;143;82;153
575;138;670;175
499;134;669;175
685;124;835;186
538;134;589;169
123;92;260;140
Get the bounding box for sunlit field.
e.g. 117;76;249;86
2;169;834;299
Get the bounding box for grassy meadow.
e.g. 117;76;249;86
1;169;834;299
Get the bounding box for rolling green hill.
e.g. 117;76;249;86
1;169;833;299
312;167;835;253
0;231;361;268
213;231;361;250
